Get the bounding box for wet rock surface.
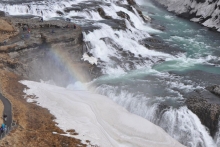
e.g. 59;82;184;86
185;88;220;137
0;11;5;17
206;85;220;97
139;37;185;55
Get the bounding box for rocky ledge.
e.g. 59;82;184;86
185;88;220;137
0;15;102;87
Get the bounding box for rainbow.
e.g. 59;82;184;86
48;46;92;89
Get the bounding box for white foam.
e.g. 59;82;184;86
83;23;172;67
165;15;174;20
158;107;216;147
66;81;87;91
95;83;216;147
82;53;98;65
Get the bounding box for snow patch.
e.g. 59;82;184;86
21;80;185;147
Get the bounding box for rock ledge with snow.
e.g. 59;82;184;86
154;0;220;31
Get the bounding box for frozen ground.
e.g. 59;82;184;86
21;80;185;147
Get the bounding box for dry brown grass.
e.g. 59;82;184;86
0;19;14;32
0;70;86;147
0;18;18;42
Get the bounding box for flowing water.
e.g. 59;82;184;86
1;0;220;146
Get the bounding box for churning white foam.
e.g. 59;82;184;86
95;84;216;147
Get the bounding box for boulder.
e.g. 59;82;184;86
0;11;5;17
206;85;220;97
56;11;64;16
116;11;130;20
185;90;220;137
97;8;112;19
127;0;137;5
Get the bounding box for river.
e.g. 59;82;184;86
0;0;220;146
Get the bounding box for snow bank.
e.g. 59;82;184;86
21;80;185;147
154;0;220;31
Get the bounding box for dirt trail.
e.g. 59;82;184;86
0;100;3;125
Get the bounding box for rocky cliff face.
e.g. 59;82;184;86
184;87;220;137
154;0;220;31
0;16;101;87
186;96;220;137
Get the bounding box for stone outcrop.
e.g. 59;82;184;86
0;11;5;17
127;0;137;5
185;89;220;137
138;37;185;55
97;7;112;19
206;85;220;97
0;16;101;87
153;0;220;31
127;0;151;23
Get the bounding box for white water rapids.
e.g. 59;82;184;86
1;0;220;147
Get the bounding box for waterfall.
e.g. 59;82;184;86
0;0;219;146
215;120;220;146
95;84;217;147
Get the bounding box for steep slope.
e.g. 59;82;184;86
154;0;220;31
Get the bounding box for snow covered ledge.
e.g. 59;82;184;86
21;80;185;147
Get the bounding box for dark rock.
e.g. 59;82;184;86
116;11;130;20
118;0;149;23
64;7;81;13
116;4;135;14
98;19;127;30
206;85;220;97
56;11;64;16
5;60;18;69
186;96;220;137
97;8;112;19
116;11;134;27
126;0;137;5
195;0;206;3
0;11;5;17
151;24;165;31
158;104;170;113
139;37;185;55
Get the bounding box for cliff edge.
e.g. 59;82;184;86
154;0;220;31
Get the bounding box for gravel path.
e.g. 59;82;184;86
0;93;12;137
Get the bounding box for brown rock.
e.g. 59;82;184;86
186;97;220;137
